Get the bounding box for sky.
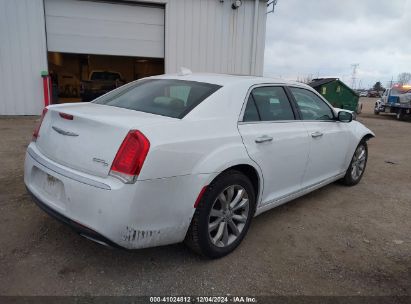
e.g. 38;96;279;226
263;0;411;89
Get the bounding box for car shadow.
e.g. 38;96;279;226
33;181;345;268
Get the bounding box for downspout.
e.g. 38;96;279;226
250;0;259;76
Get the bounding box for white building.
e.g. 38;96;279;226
0;0;268;115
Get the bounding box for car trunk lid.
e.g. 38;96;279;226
36;103;174;178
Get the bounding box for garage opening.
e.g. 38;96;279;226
48;52;164;103
44;0;165;103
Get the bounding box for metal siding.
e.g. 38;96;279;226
255;1;267;76
0;0;267;115
0;0;47;115
164;0;266;76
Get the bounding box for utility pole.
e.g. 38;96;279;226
351;64;359;90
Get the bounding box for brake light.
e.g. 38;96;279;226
109;130;150;183
59;112;73;120
32;108;48;141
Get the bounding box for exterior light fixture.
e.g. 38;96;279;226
232;0;242;9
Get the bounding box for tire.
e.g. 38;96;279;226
185;170;256;258
341;140;368;186
374;104;380;115
396;110;405;121
72;88;78;97
64;86;70;97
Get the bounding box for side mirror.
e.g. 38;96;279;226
338;111;353;123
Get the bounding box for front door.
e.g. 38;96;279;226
288;86;350;187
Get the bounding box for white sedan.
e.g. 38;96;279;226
24;73;374;258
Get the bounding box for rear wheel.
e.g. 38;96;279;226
185;170;255;258
396;109;406;121
341;141;368;186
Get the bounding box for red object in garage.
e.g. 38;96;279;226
41;71;51;107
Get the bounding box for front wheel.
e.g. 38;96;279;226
341;141;368;186
185;170;256;258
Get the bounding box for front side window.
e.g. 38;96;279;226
94;79;221;119
289;87;334;121
243;86;295;122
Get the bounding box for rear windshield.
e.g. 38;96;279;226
93;79;221;118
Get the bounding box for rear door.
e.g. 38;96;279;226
288;86;350;187
238;86;310;206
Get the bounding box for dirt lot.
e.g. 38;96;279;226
0;98;410;296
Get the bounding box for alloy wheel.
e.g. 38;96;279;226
208;185;249;248
351;144;367;181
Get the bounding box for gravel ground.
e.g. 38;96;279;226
0;98;410;296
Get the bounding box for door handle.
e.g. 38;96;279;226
311;131;323;138
255;135;273;143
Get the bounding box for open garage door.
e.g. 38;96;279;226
44;0;165;58
44;0;165;104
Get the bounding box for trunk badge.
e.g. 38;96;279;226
52;126;79;137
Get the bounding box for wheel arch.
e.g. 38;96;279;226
353;121;375;142
205;162;263;208
362;133;375;142
221;164;261;203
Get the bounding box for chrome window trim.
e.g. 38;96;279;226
237;83;340;125
287;85;338;120
238;119;340;125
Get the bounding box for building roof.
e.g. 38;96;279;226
308;77;359;96
308;78;338;88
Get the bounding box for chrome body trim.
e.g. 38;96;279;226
52;126;79;137
255;172;345;216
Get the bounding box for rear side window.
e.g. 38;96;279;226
94;79;221;118
243;86;295;122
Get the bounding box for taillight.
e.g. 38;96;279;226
109;130;150;183
32;108;48;141
59;112;73;120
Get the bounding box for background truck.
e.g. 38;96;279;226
80;70;126;101
374;84;411;120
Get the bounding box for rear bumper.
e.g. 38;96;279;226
24;143;215;249
27;187;123;249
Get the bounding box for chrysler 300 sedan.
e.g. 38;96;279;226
24;72;374;258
